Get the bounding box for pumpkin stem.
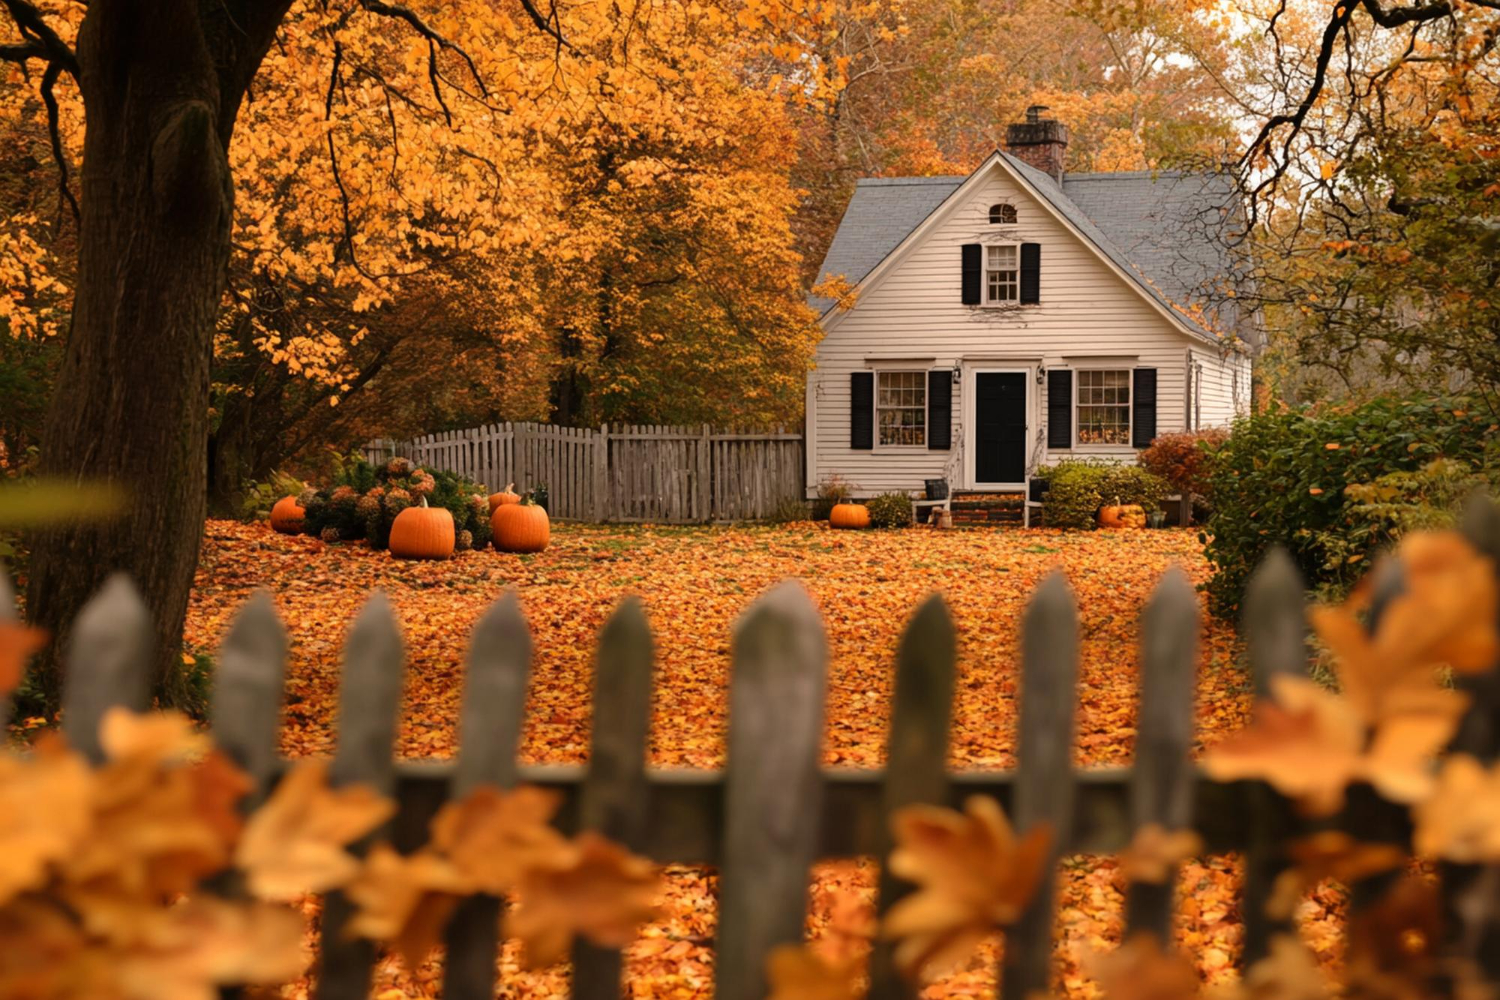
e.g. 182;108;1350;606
505;482;514;493
420;496;428;508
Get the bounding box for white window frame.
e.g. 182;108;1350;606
1074;368;1134;449
873;368;928;450
983;242;1021;306
989;203;1017;225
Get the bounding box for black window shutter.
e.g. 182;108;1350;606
1132;368;1158;448
850;371;874;450
961;243;982;305
1020;243;1041;304
927;370;952;450
1047;369;1072;449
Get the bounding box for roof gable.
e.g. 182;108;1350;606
809;154;1244;344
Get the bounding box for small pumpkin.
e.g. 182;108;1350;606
488;482;521;514
389;497;455;559
829;502;871;530
492;498;550;553
1098;498;1147;530
269;495;306;534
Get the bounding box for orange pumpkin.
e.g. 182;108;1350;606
1098;501;1147;529
488;482;521;514
269;495;306;535
389;498;455;559
829;502;871;530
492;500;550;553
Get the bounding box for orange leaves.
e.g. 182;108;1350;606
507;831;660;968
1412;754;1500;862
1118;825;1202;884
881;796;1050;982
346;784;660;971
1206;531;1493;815
236;758;393;900
0;708;320;999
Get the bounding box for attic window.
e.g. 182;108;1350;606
989;204;1017;224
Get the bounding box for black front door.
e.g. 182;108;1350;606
974;372;1027;484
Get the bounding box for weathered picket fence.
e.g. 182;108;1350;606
362;422;805;523
11;503;1500;999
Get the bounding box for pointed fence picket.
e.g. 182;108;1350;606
15;500;1500;998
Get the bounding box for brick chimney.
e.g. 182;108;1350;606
1005;105;1069;183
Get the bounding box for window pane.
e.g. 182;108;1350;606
876;370;927;446
1075;370;1131;445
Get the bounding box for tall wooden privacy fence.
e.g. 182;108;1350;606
18;510;1500;999
362;422;804;523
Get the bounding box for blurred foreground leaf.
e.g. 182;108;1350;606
0;479;127;528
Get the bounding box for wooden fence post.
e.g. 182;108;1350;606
318;591;406;1000
594;424;609;522
1002;571;1078;1000
212;589;288;810
61;573;152;764
573;597;655;998
869;595;957;1000
1447;495;1500;974
442;593;533;999
1238;547;1308;968
1123;567;1199;943
0;565;16;728
716;582;828;1000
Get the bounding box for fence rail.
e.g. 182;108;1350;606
362;422;804;523
18;499;1500;998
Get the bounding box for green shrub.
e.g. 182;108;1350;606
1139;428;1228;500
866;491;913;528
1200;395;1496;616
1038;459;1171;529
811;474;853;520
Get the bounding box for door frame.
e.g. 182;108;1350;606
964;366;1032;490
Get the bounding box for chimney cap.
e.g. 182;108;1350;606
1025;104;1050;124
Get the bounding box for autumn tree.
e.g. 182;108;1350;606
1227;0;1500;409
0;0;565;708
790;0;1242;281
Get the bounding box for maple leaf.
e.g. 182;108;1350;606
236;758;395;900
113;897;306;997
765;943;862;1000
429;784;568;894
0;735;92;906
1203;674;1464;816
881;795;1050;982
1117;824;1203;884
1084;933;1199;1000
66;712;252;906
0;620;46;697
506;831;660;969
1412;754;1500;862
345;842;467;971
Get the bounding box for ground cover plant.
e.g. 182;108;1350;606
178;520;1263;997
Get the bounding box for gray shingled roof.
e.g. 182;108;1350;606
808;152;1244;342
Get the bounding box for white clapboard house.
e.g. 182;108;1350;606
804;107;1254;512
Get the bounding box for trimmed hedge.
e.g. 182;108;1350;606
1139;428;1228;500
1038;459;1171;529
1200;395;1496;617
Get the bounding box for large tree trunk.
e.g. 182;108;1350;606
25;0;285;708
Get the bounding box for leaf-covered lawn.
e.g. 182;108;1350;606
183;521;1329;997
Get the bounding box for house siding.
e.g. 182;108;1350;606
1189;346;1251;429
808;163;1246;497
